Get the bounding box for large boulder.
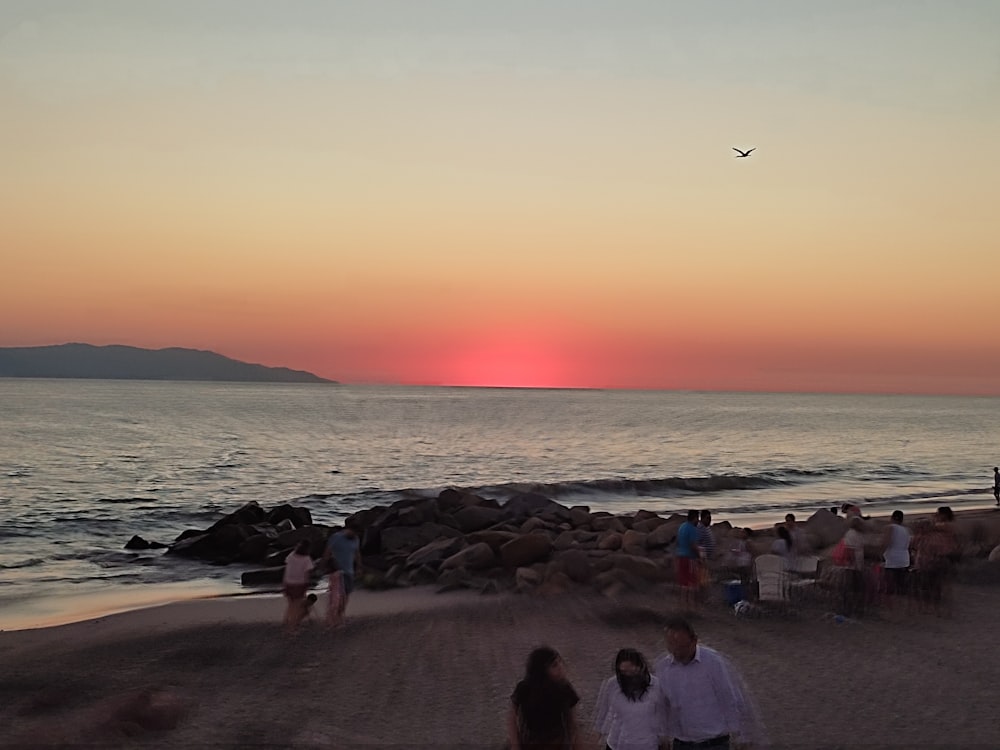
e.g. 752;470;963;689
515;566;543;592
396;501;439;527
804;509;847;548
441;542;496;570
503;492;563;519
466;530;520;551
632;517;669;534
598;532;623;551
452;506;505;533
646;521;681;548
405;537;467;568
553;530;578;551
207;501;266;531
599;553;666;582
500;534;553;568
553;549;592;583
520;517;552;534
380;522;461;554
237;534;271;563
621;530;647;555
266;503;312;529
989;544;1000;563
568;507;592;528
592;516;627;534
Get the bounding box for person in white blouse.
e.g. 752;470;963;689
594;648;668;750
654;617;766;750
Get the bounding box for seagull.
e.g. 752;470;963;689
733;147;756;158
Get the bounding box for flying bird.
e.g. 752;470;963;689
733;147;756;158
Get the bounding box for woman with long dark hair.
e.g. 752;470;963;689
507;646;580;749
594;648;666;750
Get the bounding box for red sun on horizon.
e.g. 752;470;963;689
445;335;573;388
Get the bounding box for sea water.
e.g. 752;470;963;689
1;379;996;627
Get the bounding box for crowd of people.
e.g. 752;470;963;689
673;503;964;619
508;618;764;750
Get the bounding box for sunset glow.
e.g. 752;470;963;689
2;2;999;394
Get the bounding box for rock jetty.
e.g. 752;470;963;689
128;494;1000;596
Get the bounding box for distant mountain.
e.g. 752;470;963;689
0;344;335;384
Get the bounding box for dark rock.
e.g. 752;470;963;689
207;501;266;532
503;492;562;519
124;535;150;550
520;517;552;533
554;549;592;583
405;537;466;568
237;534;271;563
266;503;312;529
441;542;496;570
646;521;681;548
599;553;666;582
381;522;462;554
632;517;669;534
592;516;627;534
598;532;623;550
466;530;519;551
500;534;552;568
452;506;505;533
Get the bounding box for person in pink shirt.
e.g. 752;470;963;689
282;540;315;633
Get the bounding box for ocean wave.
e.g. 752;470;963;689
98;496;160;504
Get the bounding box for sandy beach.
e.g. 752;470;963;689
3;572;1000;749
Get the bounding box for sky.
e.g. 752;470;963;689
2;1;999;393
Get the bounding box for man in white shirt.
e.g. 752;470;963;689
654;617;766;750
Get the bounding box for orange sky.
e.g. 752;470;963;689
2;2;999;393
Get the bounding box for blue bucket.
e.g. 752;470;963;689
724;580;744;606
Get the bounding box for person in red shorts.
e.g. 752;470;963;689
675;510;702;610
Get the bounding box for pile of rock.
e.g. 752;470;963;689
128;501;329;572
128;494;1000;597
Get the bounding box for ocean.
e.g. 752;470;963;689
1;379;997;629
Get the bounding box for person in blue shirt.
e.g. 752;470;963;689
322;522;362;626
675;510;701;609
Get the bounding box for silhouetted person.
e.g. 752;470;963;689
508;646;580;749
993;467;999;506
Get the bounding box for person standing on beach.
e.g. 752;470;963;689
654;617;765;750
282;540;315;634
993;467;999;506
783;514;810;566
508;646;581;750
881;511;911;611
322;522;362;625
594;648;667;750
675;511;701;610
